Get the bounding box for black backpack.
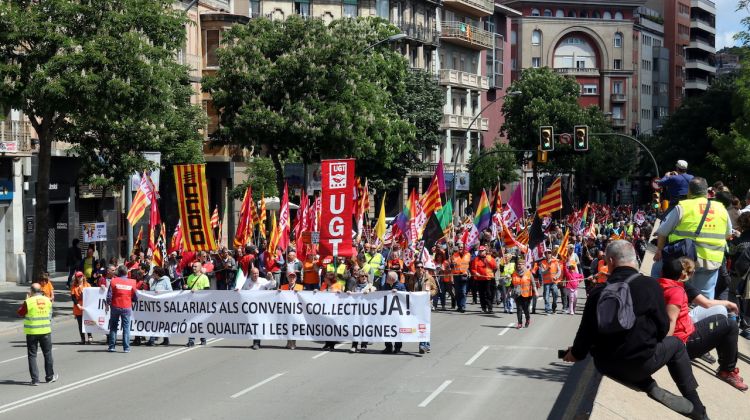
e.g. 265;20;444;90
597;273;641;334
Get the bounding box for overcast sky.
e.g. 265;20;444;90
716;0;749;49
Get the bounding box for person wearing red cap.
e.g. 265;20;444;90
470;245;498;313
70;271;93;344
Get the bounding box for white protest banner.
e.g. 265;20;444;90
83;289;430;342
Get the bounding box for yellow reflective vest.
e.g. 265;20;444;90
24;295;52;335
362;253;384;277
668;197;728;264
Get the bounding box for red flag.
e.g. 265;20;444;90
168;221;182;254
320;159;355;257
278;182;290;252
210;205;219;229
295;192;309;257
148;185;160;253
233;187;254;249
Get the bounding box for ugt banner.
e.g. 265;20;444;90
173;164;217;251
320;159;355;257
82;289;431;342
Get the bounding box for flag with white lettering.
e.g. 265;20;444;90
320;159;355;257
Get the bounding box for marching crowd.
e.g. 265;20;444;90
20;160;750;420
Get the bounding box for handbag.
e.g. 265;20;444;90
662;200;711;263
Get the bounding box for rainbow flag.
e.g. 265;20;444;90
473;190;491;232
395;189;417;235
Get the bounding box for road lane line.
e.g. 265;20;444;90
230;372;287;399
498;322;516;336
418;380;453;408
0;338;222;414
0;348;57;365
311;343;346;359
464;345;489;366
491;344;553;351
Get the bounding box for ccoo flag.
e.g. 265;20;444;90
173;164;217;251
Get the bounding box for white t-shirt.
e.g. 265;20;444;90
241;276;274;291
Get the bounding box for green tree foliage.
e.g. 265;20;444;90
468;142;520;196
501;68;635;206
0;0;205;279
230;157;279;201
203;16;443;192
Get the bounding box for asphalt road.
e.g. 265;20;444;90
0;292;587;420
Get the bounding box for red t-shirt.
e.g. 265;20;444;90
658;278;695;343
240;254;255;275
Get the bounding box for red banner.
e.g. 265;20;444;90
320;159;355;258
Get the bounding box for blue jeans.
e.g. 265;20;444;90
650;260;663;278
453;276;468;310
108;307;131;351
543;283;559;313
687;267;719;300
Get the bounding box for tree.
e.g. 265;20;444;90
501;68;632;207
229;157;279;201
203;16;443;193
0;0;205;280
468;142;520;196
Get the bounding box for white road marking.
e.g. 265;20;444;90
464;345;489;366
498;322;516;336
0;348;57;365
311;343;346;359
230;372;287;399
491;344;553;351
0;338;222;414
418;380;453;408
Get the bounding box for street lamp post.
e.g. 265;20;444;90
450;89;521;216
360;33;407;54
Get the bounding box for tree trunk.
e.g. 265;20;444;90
269;150;284;198
31;123;52;282
531;159;539;211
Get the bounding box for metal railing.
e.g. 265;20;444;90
0;120;34;152
178;52;202;79
611;118;626;127
438;69;489;90
554;67;600;75
396;22;439;45
611;93;627;102
441;114;489;131
440;22;493;49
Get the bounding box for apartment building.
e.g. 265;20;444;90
685;0;716;96
503;0;644;134
634;6;669;134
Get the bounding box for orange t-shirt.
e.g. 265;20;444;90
40;281;54;301
280;283;303;291
321;282;342;292
302;261;319;285
70;280;91;316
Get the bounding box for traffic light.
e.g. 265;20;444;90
537;146;548;163
573;125;589;151
539;126;554;151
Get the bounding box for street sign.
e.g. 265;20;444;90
559;133;572;145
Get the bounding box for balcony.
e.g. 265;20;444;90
691;0;716;14
611;118;626;127
442;0;493;17
440;22;493;50
396;22;439;45
610;93;627;103
441;114;489;131
685;58;717;73
553;67;600;77
689;37;716;54
177;52;202;82
439;69;489;90
690;17;715;35
0;120;35;155
685;78;710;90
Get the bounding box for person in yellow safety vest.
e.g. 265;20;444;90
655;176;730;299
499;256;516;313
17;283;57;385
327;257;349;290
361;243;384;283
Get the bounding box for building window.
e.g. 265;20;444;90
532;57;541;68
642;59;652;71
511;58;517;70
678;2;690;15
204;29;220;68
294;0;310;17
543;9;552;17
580;10;588;18
582;84;598;95
343;0;358;18
555;9;564;18
654;39;662;47
613;59;622;70
592;11;601;18
613;81;623;94
531;8;540;16
250;0;260;17
614;11;623;20
568;10;577;18
376;0;388;18
614;32;623;48
603;11;612;19
612;105;623;119
531;30;541;45
511;30;517;44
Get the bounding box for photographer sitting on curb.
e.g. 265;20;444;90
562;240;708;420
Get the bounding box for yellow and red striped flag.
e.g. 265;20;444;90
126;174;153;226
419;161;445;219
257;194;267;238
267;211;279;253
557;228;570;261
537;177;562;216
210;205;219;229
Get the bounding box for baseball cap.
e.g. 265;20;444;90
287;272;297;277
478;245;486;251
676;160;688;170
74;271;84;277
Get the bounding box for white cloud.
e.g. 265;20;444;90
717;31;738;49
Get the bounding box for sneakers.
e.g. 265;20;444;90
47;373;59;383
419;346;425;354
349;347;357;353
107;347;116;353
524;319;531;328
516;323;522;329
30;381;39;386
251;343;260;350
717;368;749;391
646;384;694;414
700;353;716;364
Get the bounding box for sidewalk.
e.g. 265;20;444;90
590;338;750;419
0;275;74;335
